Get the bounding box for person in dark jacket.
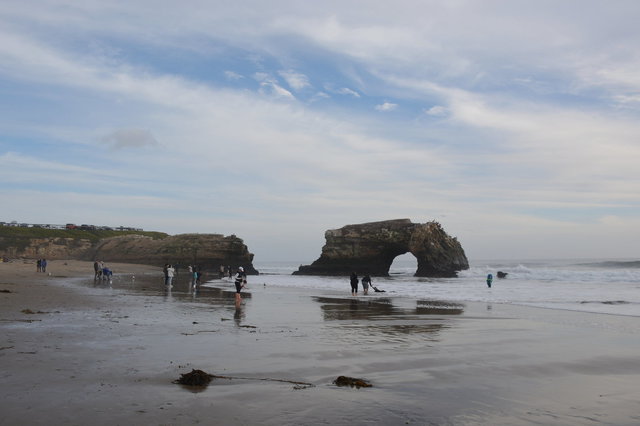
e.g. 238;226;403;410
361;274;372;295
350;272;359;296
234;266;247;304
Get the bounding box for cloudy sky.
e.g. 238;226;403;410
1;1;639;263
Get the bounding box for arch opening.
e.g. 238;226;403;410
388;252;417;276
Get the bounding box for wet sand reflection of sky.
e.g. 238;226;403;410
82;274;251;322
313;297;465;321
313;296;466;345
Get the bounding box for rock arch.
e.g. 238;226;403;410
293;219;468;277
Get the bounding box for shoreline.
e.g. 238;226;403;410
2;260;640;425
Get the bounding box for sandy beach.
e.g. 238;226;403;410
2;259;640;425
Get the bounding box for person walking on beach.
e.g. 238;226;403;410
41;259;47;273
234;266;247;304
350;272;359;296
94;260;101;279
37;259;42;272
165;264;175;287
486;273;493;288
191;266;198;287
361;274;372;295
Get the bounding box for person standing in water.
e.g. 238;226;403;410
93;260;101;279
486;273;493;288
350;272;359;296
166;264;175;287
234;266;247;304
361;274;372;295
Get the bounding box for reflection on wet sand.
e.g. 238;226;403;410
416;299;465;315
234;304;245;326
313;296;466;344
314;296;465;321
314;297;399;320
82;274;251;320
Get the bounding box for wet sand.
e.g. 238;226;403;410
2;260;640;425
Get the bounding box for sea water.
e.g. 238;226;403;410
248;258;640;317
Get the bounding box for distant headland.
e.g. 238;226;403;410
0;222;258;274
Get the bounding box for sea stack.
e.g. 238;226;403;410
294;219;468;277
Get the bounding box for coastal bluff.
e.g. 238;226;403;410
88;234;258;274
294;219;468;277
0;228;258;274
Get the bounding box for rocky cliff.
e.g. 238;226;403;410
87;233;258;274
0;237;94;260
294;219;468;277
0;230;258;274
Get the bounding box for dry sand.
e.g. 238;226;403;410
1;259;640;425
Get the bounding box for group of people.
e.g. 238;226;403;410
93;260;112;280
163;263;247;306
161;264;205;288
349;272;381;296
219;265;234;279
36;258;47;273
187;265;204;286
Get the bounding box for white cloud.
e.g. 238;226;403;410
375;102;397;112
310;91;330;102
336;87;360;97
261;82;295;99
322;83;361;98
224;70;244;80
425;105;448;116
278;70;311;91
254;72;295;99
333;87;360;98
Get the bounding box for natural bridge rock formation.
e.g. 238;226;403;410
294;219;468;277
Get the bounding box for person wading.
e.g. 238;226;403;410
350;272;359;296
234;266;247;305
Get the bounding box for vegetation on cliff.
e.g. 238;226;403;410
0;226;167;246
0;225;258;274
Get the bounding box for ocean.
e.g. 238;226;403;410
250;257;640;317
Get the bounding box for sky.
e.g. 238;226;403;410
1;1;639;263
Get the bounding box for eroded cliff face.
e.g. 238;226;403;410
87;234;258;274
408;222;469;277
0;237;93;259
0;233;258;274
294;219;468;277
